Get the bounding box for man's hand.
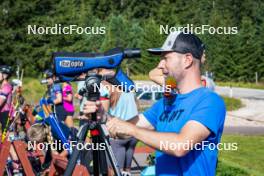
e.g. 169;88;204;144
74;93;82;100
83;100;105;120
106;118;137;139
83;100;101;114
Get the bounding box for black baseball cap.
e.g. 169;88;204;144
147;31;205;60
0;65;12;75
43;69;54;78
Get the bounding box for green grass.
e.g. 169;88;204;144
74;118;80;126
222;96;243;111
131;74;149;80
216;160;250;176
22;77;78;104
22;77;46;104
218;135;264;176
216;81;264;90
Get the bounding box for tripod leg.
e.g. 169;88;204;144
132;156;141;171
91;134;100;176
64;123;90;176
99;124;122;176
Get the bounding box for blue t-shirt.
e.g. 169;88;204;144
143;87;226;176
109;92;138;121
49;83;62;101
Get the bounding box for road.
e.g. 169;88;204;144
215;86;264;131
215;86;264;100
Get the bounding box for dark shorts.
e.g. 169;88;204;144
79;111;88;127
65;111;74;116
110;137;138;169
0;111;9;132
54;104;67;122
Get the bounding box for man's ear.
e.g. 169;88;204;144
184;53;194;69
52;75;56;81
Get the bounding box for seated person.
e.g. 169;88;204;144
27;119;77;158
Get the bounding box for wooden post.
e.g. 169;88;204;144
0;141;11;176
13;141;35;175
255;72;258;85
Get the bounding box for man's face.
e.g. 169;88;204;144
158;52;185;81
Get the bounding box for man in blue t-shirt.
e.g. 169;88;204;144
83;31;226;176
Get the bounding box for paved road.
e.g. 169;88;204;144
223;126;264;135
215;86;264;100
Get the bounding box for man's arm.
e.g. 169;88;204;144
133;120;210;157
128;114;154;130
101;99;110;112
107;118;210;157
63;93;73;102
149;67;164;86
0;85;11;107
53;93;62;104
0;96;6;107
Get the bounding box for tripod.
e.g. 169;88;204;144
64;74;122;176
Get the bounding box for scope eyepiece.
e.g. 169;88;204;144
123;48;141;58
40;79;48;84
